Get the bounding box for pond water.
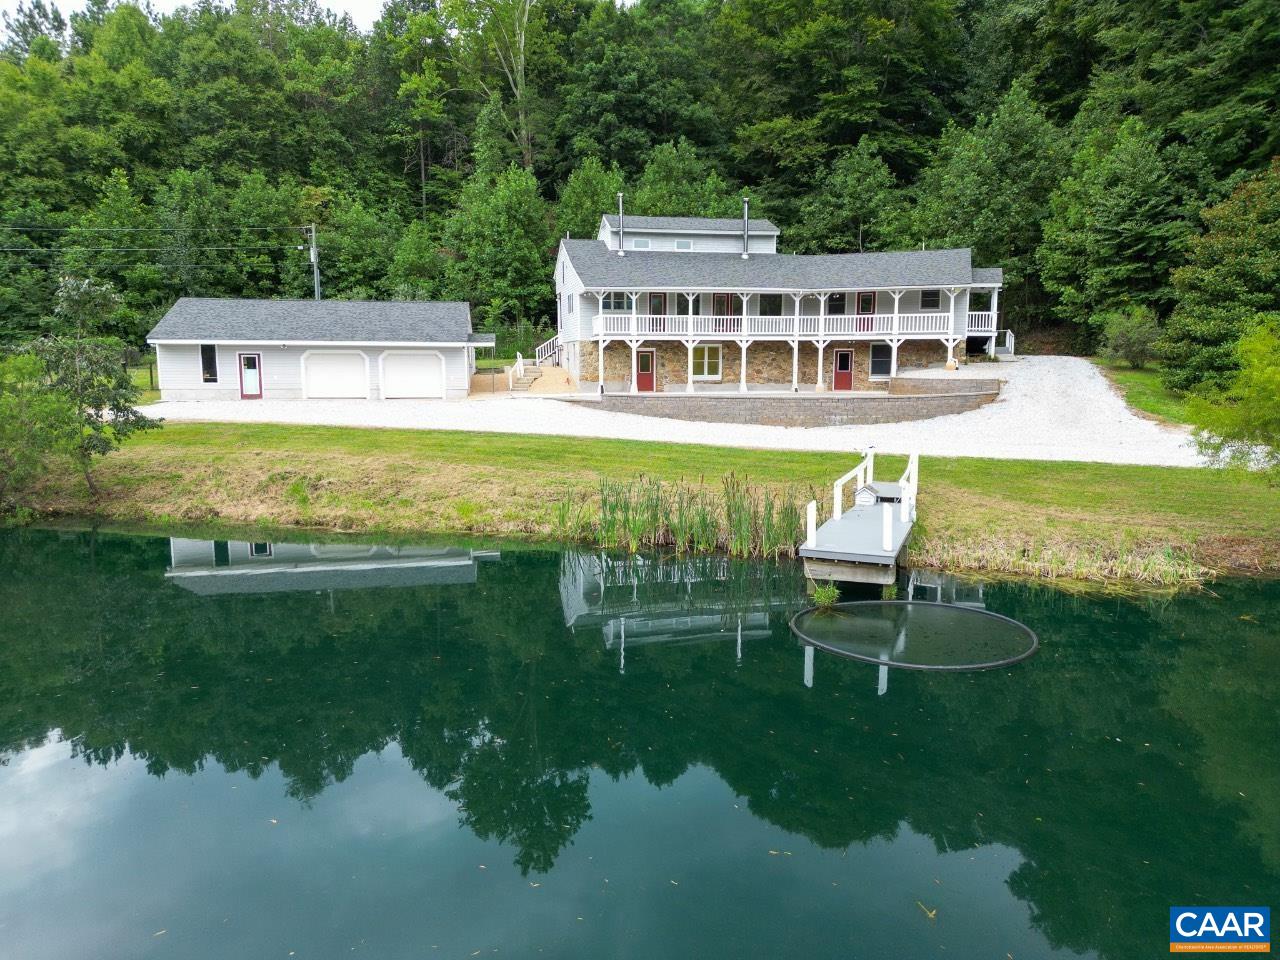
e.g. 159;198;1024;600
0;529;1277;960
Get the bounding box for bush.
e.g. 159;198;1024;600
0;353;77;512
1097;305;1161;368
1189;315;1280;475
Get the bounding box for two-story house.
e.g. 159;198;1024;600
546;204;1006;394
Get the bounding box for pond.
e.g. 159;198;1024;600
0;528;1277;959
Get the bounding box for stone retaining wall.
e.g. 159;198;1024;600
562;379;1001;427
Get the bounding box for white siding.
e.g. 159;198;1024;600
555;246;588;343
155;342;471;400
596;222;778;254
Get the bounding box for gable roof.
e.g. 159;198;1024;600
602;214;779;234
561;240;990;290
147;298;488;344
971;266;1004;284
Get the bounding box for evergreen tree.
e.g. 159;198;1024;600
631;139;737;218
556;156;624;239
903;83;1067;325
793;139;902;254
1037;120;1190;334
1162;160;1280;391
443;162;553;325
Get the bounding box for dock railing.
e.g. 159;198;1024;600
831;448;875;519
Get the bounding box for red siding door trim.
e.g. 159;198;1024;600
238;352;263;399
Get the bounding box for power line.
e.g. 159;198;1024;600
0;244;299;253
0;225;309;233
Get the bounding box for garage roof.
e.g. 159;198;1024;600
148;298;490;345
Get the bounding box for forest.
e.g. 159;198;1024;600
0;0;1278;395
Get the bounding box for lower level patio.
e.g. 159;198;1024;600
574;338;954;394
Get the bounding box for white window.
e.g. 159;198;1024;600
249;542;273;558
921;289;941;310
563;293;575;316
692;345;721;380
630;238;650;250
675;239;693;251
602;292;629;311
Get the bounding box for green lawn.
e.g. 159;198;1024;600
1094;360;1190;424
33;421;1280;583
128;363;160;404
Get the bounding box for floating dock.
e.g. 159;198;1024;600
799;451;918;585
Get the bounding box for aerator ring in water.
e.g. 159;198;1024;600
789;600;1038;671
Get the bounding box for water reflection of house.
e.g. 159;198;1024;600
905;569;986;608
166;538;500;596
559;551;805;672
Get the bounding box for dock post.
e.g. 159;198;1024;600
806;501;817;548
882;502;892;551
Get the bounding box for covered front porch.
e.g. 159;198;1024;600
584;338;955;394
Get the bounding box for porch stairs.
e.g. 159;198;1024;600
509;366;544;391
799;450;918;585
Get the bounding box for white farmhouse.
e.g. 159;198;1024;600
547;206;1006;393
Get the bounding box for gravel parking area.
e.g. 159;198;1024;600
144;356;1201;466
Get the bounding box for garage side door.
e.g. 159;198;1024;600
304;351;367;399
382;351;445;399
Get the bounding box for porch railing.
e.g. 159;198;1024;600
966;311;996;333
595;312;953;338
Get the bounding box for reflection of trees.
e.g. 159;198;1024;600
1;530;1278;960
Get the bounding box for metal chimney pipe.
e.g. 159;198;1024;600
617;192;626;257
741;196;750;259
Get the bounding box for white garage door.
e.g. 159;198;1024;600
304;352;367;399
382;351;445;399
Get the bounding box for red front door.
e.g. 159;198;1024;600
636;349;656;392
833;349;854;391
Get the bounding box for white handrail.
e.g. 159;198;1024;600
535;335;560;365
831;447;875;519
507;352;526;391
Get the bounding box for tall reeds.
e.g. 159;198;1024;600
553;474;812;559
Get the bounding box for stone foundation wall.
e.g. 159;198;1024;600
889;376;1002;396
577;338;950;390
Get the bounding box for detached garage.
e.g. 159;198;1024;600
147;298;494;402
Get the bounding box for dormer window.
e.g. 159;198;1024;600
630;238;650;250
674;239;693;251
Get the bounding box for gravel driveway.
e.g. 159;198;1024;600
144;356;1201;467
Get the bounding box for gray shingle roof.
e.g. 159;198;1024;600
563;240;990;290
972;266;1004;284
603;215;779;234
147;298;479;344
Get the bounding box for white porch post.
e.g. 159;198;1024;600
890;339;901;378
990;287;1001;356
629;339;638;394
737;291;749;335
594;292;606;394
946;288;958;335
685;340;695;393
738;340;752;393
891;289;903;335
818;293;828;339
629;291;638;335
816;340;828;392
791;340;799;392
684;293;697;336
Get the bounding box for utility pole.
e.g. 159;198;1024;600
308;223;321;300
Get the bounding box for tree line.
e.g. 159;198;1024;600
0;0;1277;465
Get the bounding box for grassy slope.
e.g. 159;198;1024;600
31;421;1280;582
1094;360;1190;424
128;364;160;404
